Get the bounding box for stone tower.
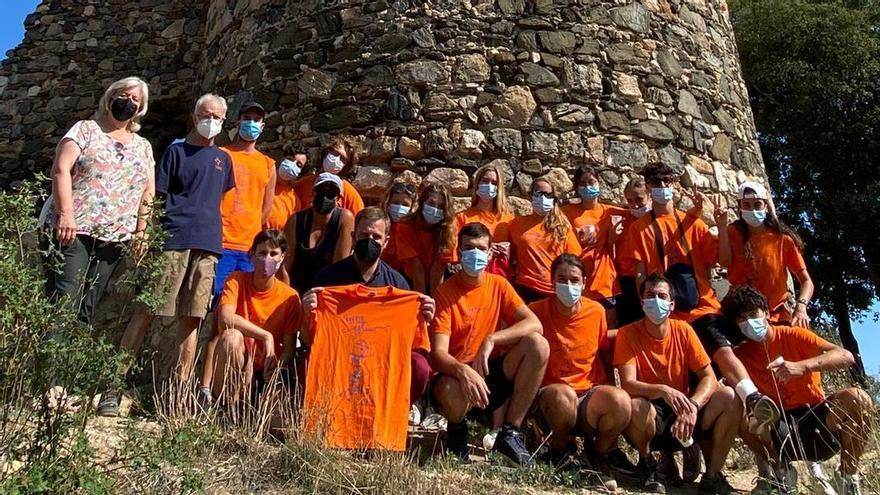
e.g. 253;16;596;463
0;0;765;210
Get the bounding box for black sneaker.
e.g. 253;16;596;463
544;447;580;472
636;455;666;494
698;472;736;494
606;447;638;477
746;392;780;436
493;423;535;468
445;421;469;461
96;388;120;417
656;450;682;486
682;443;702;483
581;447;619;493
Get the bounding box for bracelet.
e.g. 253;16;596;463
688;398;701;410
796;298;809;306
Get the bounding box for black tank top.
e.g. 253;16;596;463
291;208;341;293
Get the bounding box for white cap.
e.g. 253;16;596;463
737;181;769;200
314;172;343;193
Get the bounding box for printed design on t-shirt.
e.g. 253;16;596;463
213;156;223;171
343;314;385;397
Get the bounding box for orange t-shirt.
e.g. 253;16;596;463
267;180;300;231
219;148;275;251
454;207;514;242
727;227;807;321
530;297;609;393
613;318;712;395
509;214;581;295
562;203;628;299
304;285;426;451
615;211;639;278
394;221;455;280
431;272;525;364
382;221;407;274
733;325;827;411
294;173;364;215
627;210;720;322
218;272;301;371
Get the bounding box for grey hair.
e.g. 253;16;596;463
96;76;149;132
193;93;228;116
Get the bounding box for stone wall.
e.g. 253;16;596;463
200;0;767;213
0;0;207;184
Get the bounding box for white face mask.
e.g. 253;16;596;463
631;204;650;218
196;117;223;140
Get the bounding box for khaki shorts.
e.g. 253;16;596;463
151;249;218;319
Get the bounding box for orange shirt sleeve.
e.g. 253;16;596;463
564;227;581;255
294;175;315;207
342;180;365;215
218;271;242;308
790;326;830;355
499;277;526;323
684;323;712;372
782;235;807;274
431;291;454;337
690;218;718;266
612;326;637;367
597;311;609;351
394;223;420;261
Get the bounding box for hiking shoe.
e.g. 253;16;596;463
776;463;799;495
747;392;781;436
808;464;838;495
606;447;638;477
656;450;682;486
699;472;736;494
636;455;666;494
493;423;535;468
682;442;702;483
420;412;447;431
581;447;619;493
96;389;120;417
445;421;469;461
196;385;213;411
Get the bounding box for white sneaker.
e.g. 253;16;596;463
809;463;838;495
409;403;422;426
420;413;447;431
481;428;500;451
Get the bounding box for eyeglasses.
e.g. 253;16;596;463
532;190;554;199
648;177;676;187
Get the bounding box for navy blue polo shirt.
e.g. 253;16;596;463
155;142;235;254
313;255;411;290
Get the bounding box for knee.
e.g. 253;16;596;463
521;332;549;362
434;376;467;419
833;387;873;417
713;385;742;415
601;387;633;421
542;385;578;413
217;329;245;358
630;397;653;424
411;352;432;382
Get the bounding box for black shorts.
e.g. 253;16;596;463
533;386;600;438
650;399;707;452
430;355;514;419
690;313;745;357
251;366;294;404
616;276;644;326
772;402;840;462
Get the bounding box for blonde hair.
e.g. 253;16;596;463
193;93;228;116
470;163;509;215
531;177;572;246
96;76;149;132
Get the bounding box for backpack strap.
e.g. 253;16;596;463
650;210;667;271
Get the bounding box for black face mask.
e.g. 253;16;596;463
354;237;382;264
110;97;138;122
312;192;337;214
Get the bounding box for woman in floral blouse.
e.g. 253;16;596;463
44;76;155;322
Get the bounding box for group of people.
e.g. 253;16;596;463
42;76;872;495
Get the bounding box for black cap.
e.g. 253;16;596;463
239;101;266;117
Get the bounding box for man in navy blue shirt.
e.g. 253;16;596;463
98;93;235;416
305;206;436;416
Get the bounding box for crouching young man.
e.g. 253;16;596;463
615;273;741;494
529;254;632;492
722;285;873;495
430;222;548;467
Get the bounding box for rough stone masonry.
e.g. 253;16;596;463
0;0;766;214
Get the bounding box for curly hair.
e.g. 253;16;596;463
640;163;678;185
721;285;769;322
531;177;572;246
321;137;359;178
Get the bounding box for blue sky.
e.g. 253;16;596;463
1;2;878;376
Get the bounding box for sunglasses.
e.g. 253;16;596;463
391;183;417;195
648;177;676;187
532;190;554;199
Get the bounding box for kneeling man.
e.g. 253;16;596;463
431;222;548;467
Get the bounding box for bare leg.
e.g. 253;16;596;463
712;346;752;388
626;397;657;457
118;311;156;375
210;329;249;405
582;385;632;453
502;332;549;428
174;315;202;382
699;385;742;476
824;387;873;475
738;415;777;476
199;324;220;389
433;375;471;424
537;384;578;451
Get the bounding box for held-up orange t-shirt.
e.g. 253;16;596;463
294;173;364;215
530;297;609;393
304;285;426;451
613;318;712;395
509;215;581;295
218;271;302;371
219;148;275;251
267;180;300;231
562;203;628;299
726;227;807;321
733;325;827;411
431;272;525;364
394;221;455;280
627;210;721;322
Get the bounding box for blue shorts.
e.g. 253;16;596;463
211;249;254;308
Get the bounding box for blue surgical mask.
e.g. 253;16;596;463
388;204;410;221
532;194;554;216
579;185;601;200
642;297;672;324
742;209;767;228
238;120;262;141
476;183;498;200
422;205;444;225
739;317;768;342
323;153;345;174
555;282;582;307
631;205;650;218
460;248;489;276
651;187;674;204
277;159;301;182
